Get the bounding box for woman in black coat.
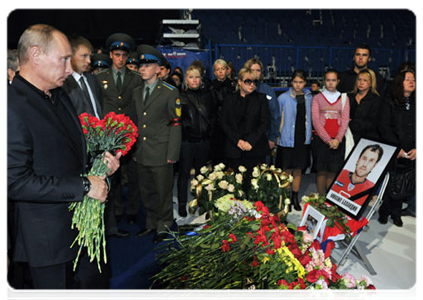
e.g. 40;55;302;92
221;67;270;182
378;70;416;227
209;59;236;166
177;65;217;217
347;69;382;144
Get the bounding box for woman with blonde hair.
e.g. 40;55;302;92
210;58;236;165
177;65;217;217
221;67;270;184
347;68;382;144
244;57;279;156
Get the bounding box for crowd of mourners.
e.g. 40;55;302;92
6;24;420;300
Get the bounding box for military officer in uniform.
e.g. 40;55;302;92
91;52;112;75
96;33;143;227
132;45;182;243
126;52;140;72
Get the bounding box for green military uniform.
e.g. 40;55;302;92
132;44;182;234
96;33;142;224
96;67;142;117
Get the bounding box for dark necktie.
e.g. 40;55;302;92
79;77;90;100
116;71;122;93
144;87;150;104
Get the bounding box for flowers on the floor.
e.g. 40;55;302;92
248;164;292;214
214;194;254;214
189;163;292;217
152;199;375;289
190;163;246;216
69;112;138;272
302;193;351;234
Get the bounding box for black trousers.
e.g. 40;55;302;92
177;140;210;205
29;248;109;289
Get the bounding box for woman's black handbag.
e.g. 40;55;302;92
388;166;416;200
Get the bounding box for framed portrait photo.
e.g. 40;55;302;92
326;138;399;220
300;205;325;240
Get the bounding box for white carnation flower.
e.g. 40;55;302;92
218;180;228;189
251;178;259;190
235;173;243;184
265;173;273;181
238;165;247;173
200;166;208;174
205;183;215;192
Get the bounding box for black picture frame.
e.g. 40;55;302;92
326;138;399;220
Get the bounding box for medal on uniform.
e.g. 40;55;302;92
348;183;355;191
102;80;108;89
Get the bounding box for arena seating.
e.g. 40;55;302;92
192;9;415;86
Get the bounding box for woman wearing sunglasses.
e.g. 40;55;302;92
221;68;270;185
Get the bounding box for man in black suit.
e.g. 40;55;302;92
96;33;143;225
7;24;118;289
62;35;129;239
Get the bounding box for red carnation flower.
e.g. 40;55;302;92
228;234;237;243
278;279;289;287
367;284;376;296
222;240;230;252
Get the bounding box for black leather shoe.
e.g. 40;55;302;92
402;208;416;218
378;214;388;224
291;191;302;211
111;229;130;238
392;216;403;227
153;232;168;243
178;205;187;217
136;228;155;237
127;215;138;225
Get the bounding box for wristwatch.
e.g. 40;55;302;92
81;176;91;195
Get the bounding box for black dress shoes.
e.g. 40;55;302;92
291;191;302;211
378;214;388;224
136;228;155;237
111;229;130;238
392;216;403;227
178;205;187;217
153;232;168;243
127;215;138;225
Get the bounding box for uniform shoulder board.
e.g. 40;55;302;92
96;68;109;76
162;81;175;90
128;69;143;76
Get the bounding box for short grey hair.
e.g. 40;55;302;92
7;49;19;71
17;24;59;64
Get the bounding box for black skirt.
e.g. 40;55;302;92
275;95;310;170
275;145;310;170
311;136;345;173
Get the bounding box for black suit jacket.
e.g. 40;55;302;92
8;75;87;268
62;72;103;118
221;91;270;159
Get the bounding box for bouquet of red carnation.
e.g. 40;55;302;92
69;112;138;272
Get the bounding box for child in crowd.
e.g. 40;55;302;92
311;69;350;195
275;69;313;211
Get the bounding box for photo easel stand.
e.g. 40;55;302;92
334;173;390;275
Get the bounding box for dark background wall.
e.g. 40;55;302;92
7;9;181;50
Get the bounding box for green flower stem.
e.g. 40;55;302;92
69;152;108;273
